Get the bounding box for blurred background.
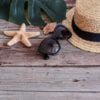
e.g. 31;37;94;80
65;0;76;8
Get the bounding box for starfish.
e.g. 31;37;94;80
4;23;40;47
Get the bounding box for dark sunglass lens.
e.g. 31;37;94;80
62;29;72;39
52;24;72;40
49;43;59;54
46;39;60;54
38;38;60;55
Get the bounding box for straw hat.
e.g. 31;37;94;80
62;0;100;53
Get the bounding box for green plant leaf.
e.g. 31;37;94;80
0;0;67;26
9;0;27;25
27;0;46;26
0;0;10;6
38;0;67;22
0;0;10;20
28;0;67;26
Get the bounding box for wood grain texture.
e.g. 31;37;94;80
1;1;98;100
0;67;99;100
0;38;100;66
0;1;99;67
0;67;99;92
0;20;99;66
0;92;99;100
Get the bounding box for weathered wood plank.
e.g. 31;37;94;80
0;67;99;92
0;17;98;67
0;38;100;66
0;0;98;67
0;92;99;100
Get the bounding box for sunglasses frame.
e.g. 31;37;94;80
38;24;72;60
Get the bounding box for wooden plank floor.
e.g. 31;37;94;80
0;0;100;99
0;20;100;67
0;19;100;100
0;67;100;100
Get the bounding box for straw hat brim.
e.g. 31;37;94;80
63;8;100;53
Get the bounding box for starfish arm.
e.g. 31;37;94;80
25;32;40;38
20;23;26;32
7;35;20;46
4;31;17;37
21;34;32;47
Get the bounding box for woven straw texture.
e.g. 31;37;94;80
62;0;100;53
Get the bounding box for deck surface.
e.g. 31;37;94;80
0;0;100;99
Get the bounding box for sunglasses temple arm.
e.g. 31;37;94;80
43;54;50;60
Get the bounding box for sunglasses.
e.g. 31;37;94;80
38;24;72;60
